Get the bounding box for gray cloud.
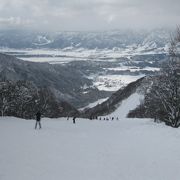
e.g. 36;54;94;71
0;0;179;31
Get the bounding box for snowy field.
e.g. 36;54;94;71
1;93;180;180
0;47;167;64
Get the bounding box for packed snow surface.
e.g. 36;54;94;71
1;116;180;180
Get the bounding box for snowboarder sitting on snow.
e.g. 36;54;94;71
35;111;42;129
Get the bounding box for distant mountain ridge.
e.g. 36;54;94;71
0;29;171;50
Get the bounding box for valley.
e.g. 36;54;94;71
0;29;170;109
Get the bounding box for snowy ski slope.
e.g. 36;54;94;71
0;93;180;180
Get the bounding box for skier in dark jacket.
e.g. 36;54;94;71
73;116;76;124
35;111;42;129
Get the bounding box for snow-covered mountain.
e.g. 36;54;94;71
0;53;110;108
0;29;171;110
0;29;171;50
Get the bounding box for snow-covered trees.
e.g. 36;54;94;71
12;81;39;118
128;27;180;127
148;60;180;127
0;81;14;116
0;81;39;118
0;80;78;119
149;28;180;127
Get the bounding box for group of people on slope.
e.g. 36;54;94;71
34;111;120;130
34;111;77;129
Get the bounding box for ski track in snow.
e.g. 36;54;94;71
0;93;180;180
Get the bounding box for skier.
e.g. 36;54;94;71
35;111;42;129
73;117;76;124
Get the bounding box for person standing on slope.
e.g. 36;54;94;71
73;116;76;124
35;111;42;129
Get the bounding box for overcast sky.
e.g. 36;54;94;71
0;0;179;31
